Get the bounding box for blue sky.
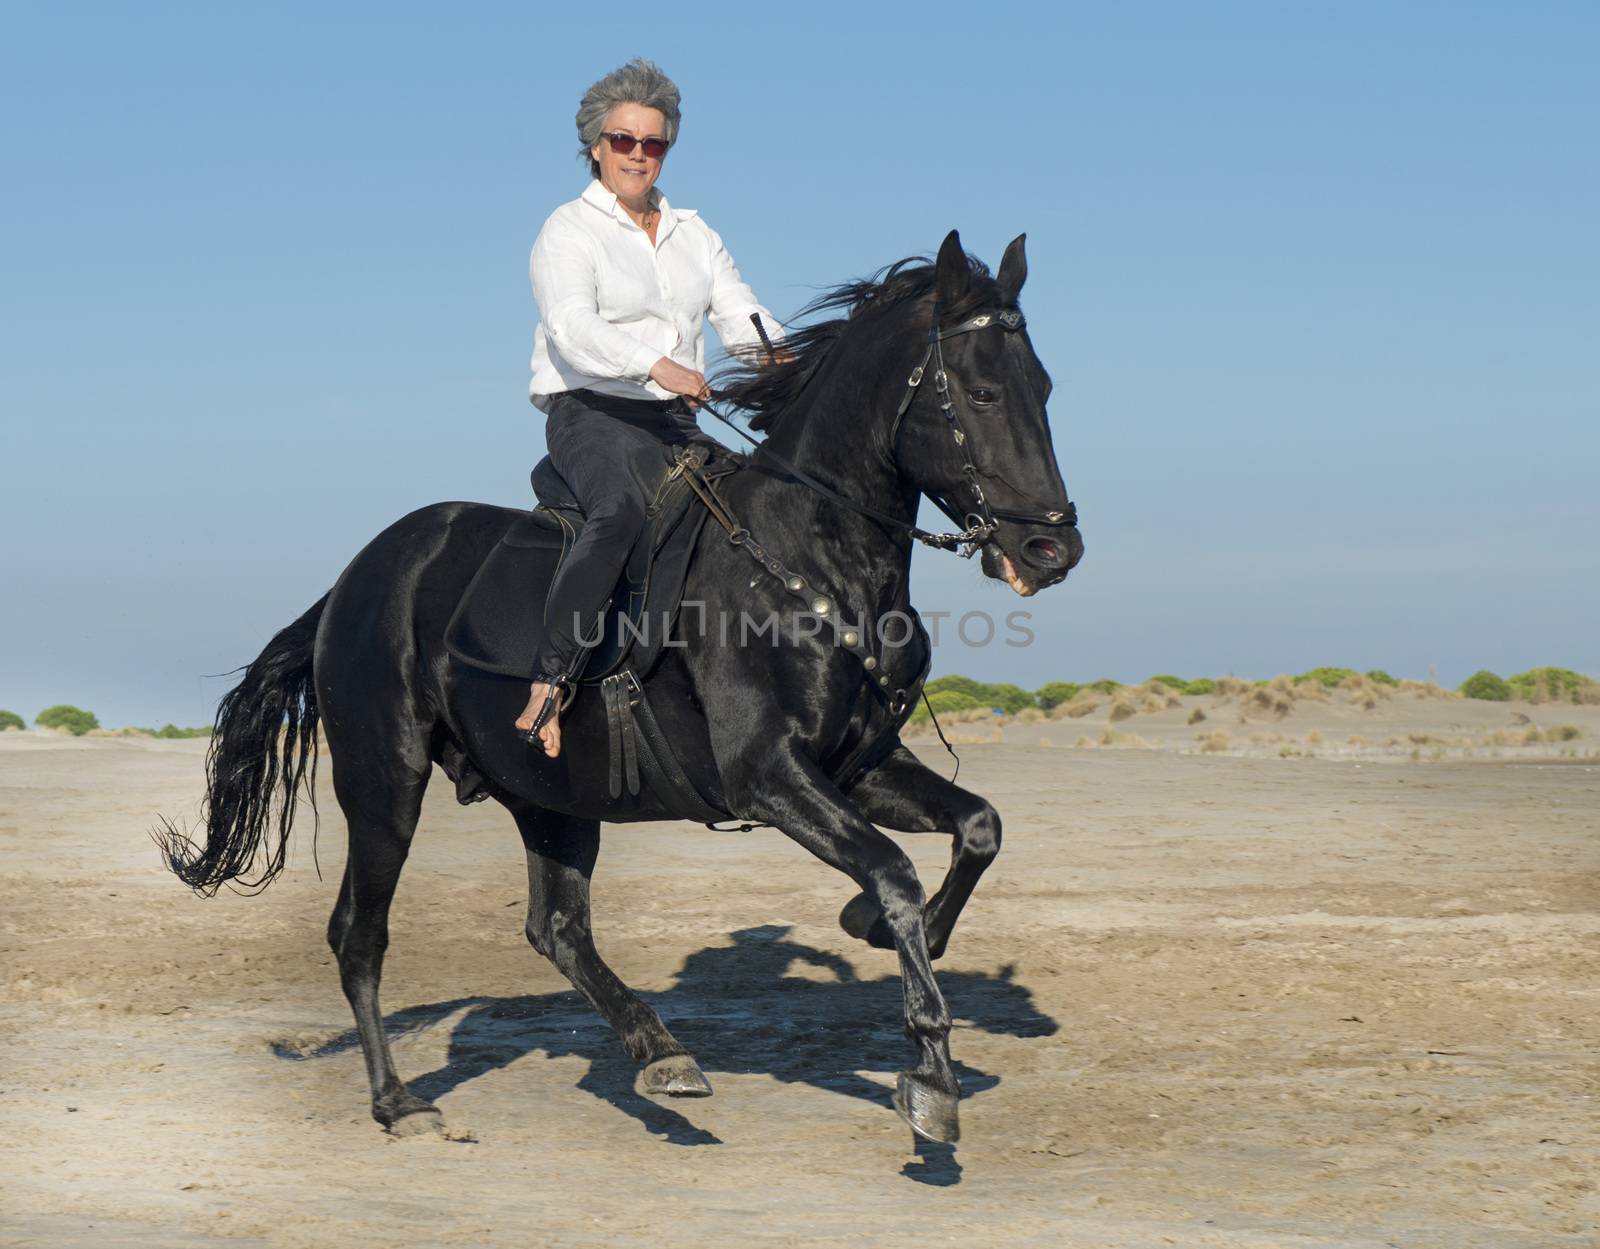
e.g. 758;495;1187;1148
2;2;1596;726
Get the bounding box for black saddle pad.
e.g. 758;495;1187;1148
444;448;726;683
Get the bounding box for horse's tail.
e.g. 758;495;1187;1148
156;594;328;896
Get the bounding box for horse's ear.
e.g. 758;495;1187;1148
996;233;1027;305
935;229;969;306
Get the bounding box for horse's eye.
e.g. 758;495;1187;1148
968;387;998;406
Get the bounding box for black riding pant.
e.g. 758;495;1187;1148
531;389;714;685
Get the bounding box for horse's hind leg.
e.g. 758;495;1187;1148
326;756;441;1134
512;803;711;1097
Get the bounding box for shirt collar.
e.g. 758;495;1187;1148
580;179;696;239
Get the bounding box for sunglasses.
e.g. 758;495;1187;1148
598;131;669;160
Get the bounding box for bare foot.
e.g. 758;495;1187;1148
514;681;562;758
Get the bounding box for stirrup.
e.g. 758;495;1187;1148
520;677;573;746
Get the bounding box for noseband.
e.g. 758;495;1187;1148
887;305;1078;556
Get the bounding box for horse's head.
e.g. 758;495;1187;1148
714;232;1084;594
896;230;1083;595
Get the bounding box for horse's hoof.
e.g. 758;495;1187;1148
839;892;895;949
386;1108;445;1138
639;1054;713;1098
376;1089;443;1137
893;1072;960;1144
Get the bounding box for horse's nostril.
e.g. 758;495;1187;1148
1022;536;1067;569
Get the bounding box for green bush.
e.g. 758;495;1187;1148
35;704;100;735
1034;681;1081;710
924;675;987;701
1458;670;1511;701
1184;678;1217;696
1296;667;1358;689
0;709;25;732
1145;674;1187;692
1364;670;1399;686
908;688;984;725
1507;667;1598;704
135;724;213;740
981;683;1036;713
922;676;1035;713
1087;678;1121;695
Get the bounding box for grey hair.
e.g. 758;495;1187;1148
575;58;682;179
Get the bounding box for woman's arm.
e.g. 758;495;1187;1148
530;221;662;382
703;225;785;361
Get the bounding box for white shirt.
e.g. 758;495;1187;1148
527;179;783;410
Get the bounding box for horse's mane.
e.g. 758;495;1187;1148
714;253;997;433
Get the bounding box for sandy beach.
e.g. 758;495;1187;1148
2;691;1597;1248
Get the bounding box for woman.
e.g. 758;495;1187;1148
516;58;783;758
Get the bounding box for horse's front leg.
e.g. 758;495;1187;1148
839;744;1002;960
729;746;961;1143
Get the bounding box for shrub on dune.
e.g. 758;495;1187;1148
981;683;1038;714
923;675;1035;713
1246;682;1294;718
1508;667;1600;705
1365;670;1399;686
923;675;987;705
1034;681;1081;710
1184;678;1217;696
907;689;982;725
1458;671;1512;701
1135;680;1183;708
35;704;100;736
1056;689;1102;719
1297;667;1358;689
142;724;213;739
1285;675;1329;703
0;710;25;732
1338;674;1392;708
1134;678;1176;699
1108;692;1139;722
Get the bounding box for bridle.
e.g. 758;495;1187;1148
705;303;1079;559
887;304;1078;555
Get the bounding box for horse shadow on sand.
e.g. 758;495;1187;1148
273;924;1057;1185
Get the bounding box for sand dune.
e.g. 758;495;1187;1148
912;685;1600;762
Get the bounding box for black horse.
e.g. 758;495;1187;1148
160;230;1082;1145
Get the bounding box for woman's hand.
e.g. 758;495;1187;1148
649;357;711;407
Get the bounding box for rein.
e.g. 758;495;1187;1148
700;396;992;554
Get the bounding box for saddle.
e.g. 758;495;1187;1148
445;441;737;686
442;438;910;821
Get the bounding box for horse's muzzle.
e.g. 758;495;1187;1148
1021;529;1083;573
